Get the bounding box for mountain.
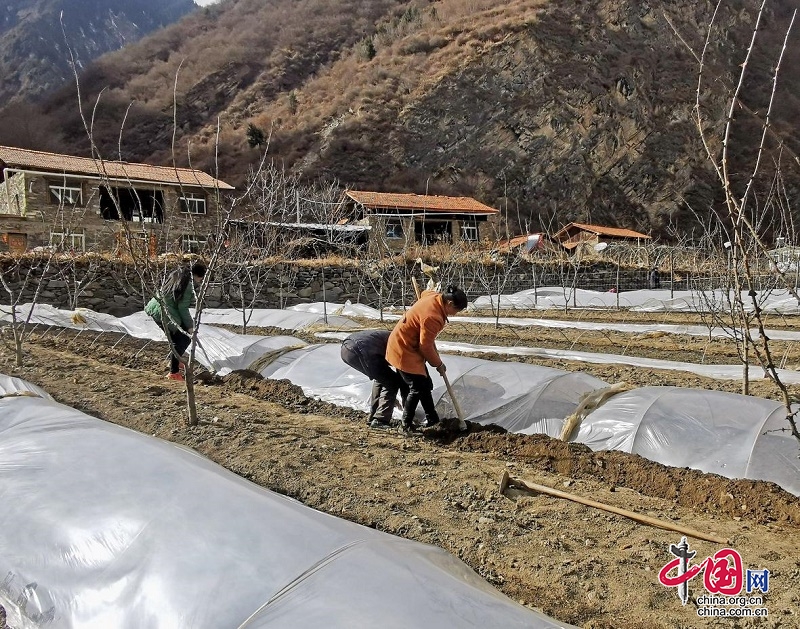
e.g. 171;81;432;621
2;0;799;237
0;0;196;104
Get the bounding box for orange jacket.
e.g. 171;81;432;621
386;290;448;375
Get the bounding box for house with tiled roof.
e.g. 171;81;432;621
552;222;651;253
344;190;500;252
0;145;234;255
495;232;553;254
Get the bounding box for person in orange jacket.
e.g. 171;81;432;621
386;284;468;433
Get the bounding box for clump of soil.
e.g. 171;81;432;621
221;369;365;421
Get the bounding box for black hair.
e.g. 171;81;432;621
163;262;205;301
442;284;468;311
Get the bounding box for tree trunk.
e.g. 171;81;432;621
742;344;750;396
14;326;23;367
185;363;198;426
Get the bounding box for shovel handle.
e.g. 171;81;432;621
411;277;421;300
442;372;467;431
500;471;727;545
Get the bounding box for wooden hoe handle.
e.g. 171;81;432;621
499;470;726;545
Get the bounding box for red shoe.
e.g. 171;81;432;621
166;372;185;382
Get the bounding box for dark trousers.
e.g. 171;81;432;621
370;362;409;424
398;368;440;426
341;344;407;423
157;321;191;374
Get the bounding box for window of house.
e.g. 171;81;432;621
49;184;83;206
100;187;164;223
182;234;207;253
50;231;85;252
461;224;479;241
179;192;207;215
385;220;403;239
415;220;451;245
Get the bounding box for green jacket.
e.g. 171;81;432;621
145;286;193;331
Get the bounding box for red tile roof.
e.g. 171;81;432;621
553;222;650;240
496;233;545;247
495;233;554;253
0;145;234;190
345;190;499;214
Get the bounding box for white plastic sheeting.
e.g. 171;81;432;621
282;297;800;342
450;314;800;342
0;305;318;376
433;340;800;384
3;304;798;494
472;286;800;314
0;303;359;336
258;343;608;430
19;301;800;382
287;301;393;319
287;300;484;319
316;332;800;385
0;374;51;399
570;386;800;496
200;307;360;331
0;380;575;629
194;331;307;376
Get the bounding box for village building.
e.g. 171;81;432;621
552;221;651;253
0;145;234;255
343;190;500;253
495;232;552;254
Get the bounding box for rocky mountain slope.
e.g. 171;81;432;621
1;0;799;236
0;0;195;104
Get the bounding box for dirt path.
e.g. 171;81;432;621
2;323;800;628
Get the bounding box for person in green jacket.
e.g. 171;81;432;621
145;262;206;381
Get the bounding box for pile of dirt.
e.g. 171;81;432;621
451;432;800;526
220;369;365;421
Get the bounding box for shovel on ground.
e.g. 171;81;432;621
498;470;726;544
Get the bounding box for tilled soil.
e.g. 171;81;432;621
2;317;800;628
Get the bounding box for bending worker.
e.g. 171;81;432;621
145;261;206;381
341;329;409;429
386;285;468;433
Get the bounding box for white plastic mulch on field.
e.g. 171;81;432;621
471;286;800;314
0;374;574;629
567;386;800;496
2;303;798;495
257;342;609;434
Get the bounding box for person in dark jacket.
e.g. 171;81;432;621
648;266;661;289
145;262;207;381
340;329;409;429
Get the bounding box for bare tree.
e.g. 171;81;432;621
216;163;301;333
0;250;55;366
0;175;87;365
680;0;800;441
62;28;275;427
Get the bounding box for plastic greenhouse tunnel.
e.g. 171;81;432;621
0;374;577;629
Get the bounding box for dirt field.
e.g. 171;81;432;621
2;310;800;629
